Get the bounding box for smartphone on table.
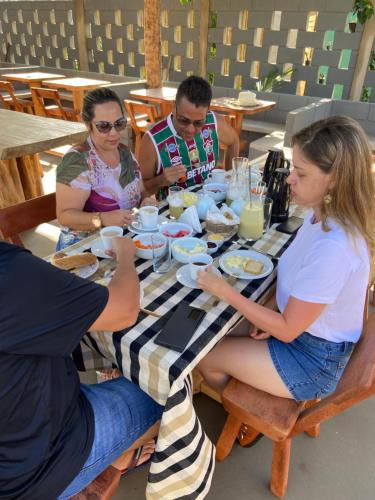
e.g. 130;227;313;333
276;216;303;235
154;303;206;352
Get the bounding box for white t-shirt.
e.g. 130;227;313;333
276;210;370;343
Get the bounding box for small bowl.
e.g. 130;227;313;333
183;192;198;207
203;182;227;202
159;222;193;240
206;232;225;248
171;237;208;264
132;233;167;260
206;241;219;254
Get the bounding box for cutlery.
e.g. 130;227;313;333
234;240;279;261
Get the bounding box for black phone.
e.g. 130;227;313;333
154;303;206;352
276;216;303;235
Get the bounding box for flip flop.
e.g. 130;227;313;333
120;442;154;478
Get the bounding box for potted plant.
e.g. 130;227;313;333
361;86;371;102
353;0;375;24
318;73;326;84
255;67;296;92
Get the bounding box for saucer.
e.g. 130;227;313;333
91;239;113;259
176;264;221;289
129;215;168;235
224;97;260;108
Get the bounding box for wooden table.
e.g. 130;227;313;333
129;87;276;134
2;71;66;90
129;86;177;116
42;77;111;116
0;109;87;208
210;97;276;134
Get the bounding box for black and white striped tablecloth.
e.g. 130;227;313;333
52;193;301;499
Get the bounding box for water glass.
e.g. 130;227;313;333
263;197;273;233
152;234;171;273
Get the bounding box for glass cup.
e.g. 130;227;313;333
168;186;184;220
263;197;273;233
151;234;171;273
100;226;123;251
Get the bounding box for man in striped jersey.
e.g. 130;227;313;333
138;75;239;198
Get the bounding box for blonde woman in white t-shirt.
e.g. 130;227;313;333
197;116;375;402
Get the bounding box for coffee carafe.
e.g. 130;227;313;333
267;167;290;223
262;150;290;185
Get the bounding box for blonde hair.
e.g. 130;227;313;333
292;116;375;282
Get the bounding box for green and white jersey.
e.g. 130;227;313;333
147;111;220;197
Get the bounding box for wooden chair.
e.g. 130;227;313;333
70;465;121;500
0;193;56;247
124;99;158;157
216;312;375;498
0;80;34;114
31;87;78;121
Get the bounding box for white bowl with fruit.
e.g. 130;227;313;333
132;233;167;260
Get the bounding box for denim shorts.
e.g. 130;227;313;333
268;332;354;401
57;378;163;499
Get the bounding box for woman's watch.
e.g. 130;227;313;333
91;212;102;229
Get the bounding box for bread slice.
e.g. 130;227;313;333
52;252;97;270
243;258;264;275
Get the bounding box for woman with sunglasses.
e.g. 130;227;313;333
56;88;155;250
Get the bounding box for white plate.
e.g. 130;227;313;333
129;215;168;234
75;257;99;279
219;249;273;280
96;276;144;303
90;239;113;259
224;97;260;108
176;264;221;289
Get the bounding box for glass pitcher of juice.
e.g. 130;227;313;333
238;200;264;241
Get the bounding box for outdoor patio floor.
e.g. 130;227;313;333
22;154;375;500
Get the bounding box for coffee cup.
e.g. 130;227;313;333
238;90;257;106
100;226;123;251
139;206;159;229
207;169;227;183
189;253;213;282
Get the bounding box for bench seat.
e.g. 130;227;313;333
242;118;285;135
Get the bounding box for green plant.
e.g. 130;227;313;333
369;51;375;70
255;67;296;92
361;86;371;102
352;0;375;24
179;0;193;5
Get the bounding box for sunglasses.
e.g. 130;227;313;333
93;117;127;134
175;106;207;128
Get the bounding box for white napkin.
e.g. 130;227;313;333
179;205;202;233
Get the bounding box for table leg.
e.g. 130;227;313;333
16;154;44;199
73;89;85;118
235;114;244;136
0;159;26;208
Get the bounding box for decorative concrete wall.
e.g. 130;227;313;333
0;0;374;102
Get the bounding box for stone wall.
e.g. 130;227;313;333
0;0;374;102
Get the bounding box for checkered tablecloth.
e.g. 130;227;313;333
52;192;303;499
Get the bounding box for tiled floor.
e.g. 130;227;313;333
22;158;375;500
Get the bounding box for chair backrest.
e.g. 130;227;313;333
294;312;375;433
0;193;57;247
0;80;19;110
31;87;70;120
124;99;158;135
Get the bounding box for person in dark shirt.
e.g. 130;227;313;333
0;237;163;499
